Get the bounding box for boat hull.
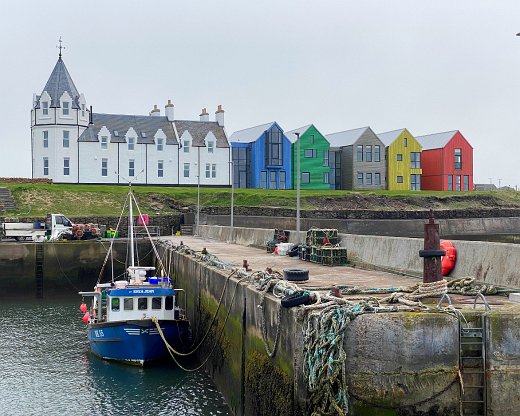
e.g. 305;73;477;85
87;319;190;365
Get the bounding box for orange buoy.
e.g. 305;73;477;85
440;240;457;276
82;311;90;323
79;303;87;313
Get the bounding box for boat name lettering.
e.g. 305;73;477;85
94;329;104;338
131;289;155;294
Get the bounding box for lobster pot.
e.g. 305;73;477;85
310;246;348;266
306;228;339;246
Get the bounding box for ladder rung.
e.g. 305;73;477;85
462;400;485;403
463;385;485;388
461;356;483;359
461;341;483;345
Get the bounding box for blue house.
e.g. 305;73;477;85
229;122;292;189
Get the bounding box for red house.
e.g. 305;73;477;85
416;130;473;191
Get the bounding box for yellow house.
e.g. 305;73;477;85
377;128;422;190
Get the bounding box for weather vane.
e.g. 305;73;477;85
57;36;65;58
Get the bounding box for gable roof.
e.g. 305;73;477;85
175;120;229;147
78;113;177;144
415;130;458;150
229;122;276;143
35;57;81;109
325;126;370;147
377;128;406;146
285;125;313;143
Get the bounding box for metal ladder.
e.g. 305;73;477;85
35;243;44;298
460;313;487;415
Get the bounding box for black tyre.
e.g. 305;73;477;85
283;268;309;282
281;291;310;308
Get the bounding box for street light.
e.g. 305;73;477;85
229;160;234;243
294;132;301;237
195;147;201;236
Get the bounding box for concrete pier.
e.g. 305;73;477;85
158;229;520;415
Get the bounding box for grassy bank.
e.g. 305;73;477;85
1;182;520;217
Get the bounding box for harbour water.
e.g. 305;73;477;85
0;297;231;416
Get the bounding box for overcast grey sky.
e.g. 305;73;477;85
1;1;520;187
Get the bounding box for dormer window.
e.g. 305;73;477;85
62;102;69;116
101;136;108;149
42;102;49;116
128;137;135;151
157;138;164;151
207;141;214;154
183;140;190;153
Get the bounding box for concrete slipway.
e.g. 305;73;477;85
156;226;520;416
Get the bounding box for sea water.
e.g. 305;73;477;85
0;297;231;416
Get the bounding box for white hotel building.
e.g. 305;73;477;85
31;53;231;186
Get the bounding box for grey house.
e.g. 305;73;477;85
325;126;386;190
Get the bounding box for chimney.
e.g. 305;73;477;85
215;104;224;127
165;99;174;122
150;104;160;117
199;107;209;122
89;105;93;124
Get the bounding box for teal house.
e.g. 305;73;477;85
286;125;331;190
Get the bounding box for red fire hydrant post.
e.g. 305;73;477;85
419;209;446;284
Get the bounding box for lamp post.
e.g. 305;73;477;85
229;160;234;242
196;147;201;235
295;132;301;237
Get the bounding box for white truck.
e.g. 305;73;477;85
0;213;73;241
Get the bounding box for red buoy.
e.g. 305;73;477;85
79;303;87;313
440;240;457;276
82;312;90;323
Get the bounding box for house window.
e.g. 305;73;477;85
81;104;85;118
323;172;329;184
323;150;329;167
63;130;69;148
62;102;69;116
266;127;283;166
454;148;462;170
205;163;210;178
304;149;317;158
43;157;49;176
128;137;134;151
464;176;469;191
101;158;108;177
212;164;216;178
129;159;135;177
397;154;403;161
397;176;403;183
365;145;372;162
301;172;310;184
366;172;372;185
157;138;164;151
43;131;48;148
404;137;408;147
374;145;381;162
357;172;363;185
63;158;70;176
268;171;276;188
158;160;164;177
456;175;461;191
101;136;108;149
309;135;314;145
42;102;49;116
374;172;381;185
207;141;214;154
448;175;453;191
410;152;421;169
411;174;421;190
279;171;286;189
260;171;267;189
183;140;190;153
183;163;190;178
356;145;363;162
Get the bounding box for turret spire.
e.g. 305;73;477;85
57;36;65;59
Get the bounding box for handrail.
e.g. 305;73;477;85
473;292;491;311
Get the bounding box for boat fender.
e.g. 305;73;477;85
281;291;311;308
82;312;90;323
440;240;457;276
79;303;87;313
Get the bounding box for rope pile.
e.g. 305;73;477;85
447;277;497;296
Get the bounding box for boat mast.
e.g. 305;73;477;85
129;186;135;268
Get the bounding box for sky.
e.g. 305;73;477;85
1;0;520;188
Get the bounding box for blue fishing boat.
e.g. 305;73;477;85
79;186;189;365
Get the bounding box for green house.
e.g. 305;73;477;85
286;125;330;190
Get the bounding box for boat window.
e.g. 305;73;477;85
165;296;174;310
138;297;148;310
152;297;162;310
124;298;134;311
111;298;120;312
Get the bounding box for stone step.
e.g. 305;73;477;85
0;187;16;211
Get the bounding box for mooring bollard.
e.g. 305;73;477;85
419;209;446;283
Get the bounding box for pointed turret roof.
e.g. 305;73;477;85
34;57;81;109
